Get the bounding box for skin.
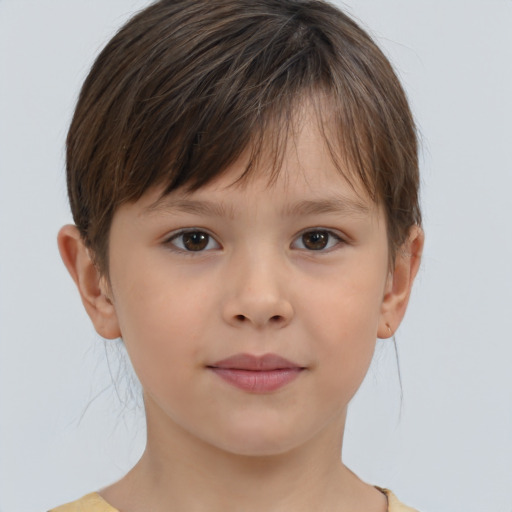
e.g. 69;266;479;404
58;107;423;512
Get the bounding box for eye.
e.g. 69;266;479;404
292;229;343;251
167;230;220;252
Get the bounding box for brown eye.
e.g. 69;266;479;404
292;230;343;251
302;231;329;250
169;231;220;252
183;232;209;251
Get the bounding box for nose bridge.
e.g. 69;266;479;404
222;242;293;329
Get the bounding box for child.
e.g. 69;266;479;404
52;0;423;510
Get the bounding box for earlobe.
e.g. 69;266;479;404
378;225;424;338
57;225;121;340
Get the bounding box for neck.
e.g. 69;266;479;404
100;402;385;512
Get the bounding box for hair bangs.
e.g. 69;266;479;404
66;0;420;276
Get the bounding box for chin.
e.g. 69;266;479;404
207;419;311;458
217;437;301;458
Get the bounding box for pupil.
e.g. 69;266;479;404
303;231;328;250
183;232;208;251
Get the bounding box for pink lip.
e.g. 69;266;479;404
207;353;304;393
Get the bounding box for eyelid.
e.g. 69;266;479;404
291;228;347;251
164;228;221;252
162;227;347;253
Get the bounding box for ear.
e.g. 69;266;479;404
378;225;424;338
57;224;121;340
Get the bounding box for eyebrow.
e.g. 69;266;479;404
283;197;371;217
142;198;237;219
142;195;371;219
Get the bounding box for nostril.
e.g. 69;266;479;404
235;314;246;322
270;315;283;323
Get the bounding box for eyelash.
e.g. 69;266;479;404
292;229;345;252
164;228;346;253
165;229;220;253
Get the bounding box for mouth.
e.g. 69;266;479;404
207;353;305;393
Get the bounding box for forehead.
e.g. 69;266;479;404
134;91;380;209
140;105;379;221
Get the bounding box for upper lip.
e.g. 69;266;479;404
208;353;303;371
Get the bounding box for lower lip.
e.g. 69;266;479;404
209;368;302;393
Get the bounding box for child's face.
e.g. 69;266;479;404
92;108;409;457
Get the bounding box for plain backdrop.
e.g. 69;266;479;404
1;1;511;511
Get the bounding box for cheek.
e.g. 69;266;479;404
299;258;387;394
302;259;386;341
109;256;216;387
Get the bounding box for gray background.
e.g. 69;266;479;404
1;1;511;511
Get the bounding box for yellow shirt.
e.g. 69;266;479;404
49;489;419;511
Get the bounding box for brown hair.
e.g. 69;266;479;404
66;0;421;276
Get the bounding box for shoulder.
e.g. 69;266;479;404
48;493;118;512
48;489;419;512
378;488;420;512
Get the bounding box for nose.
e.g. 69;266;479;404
221;251;294;329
